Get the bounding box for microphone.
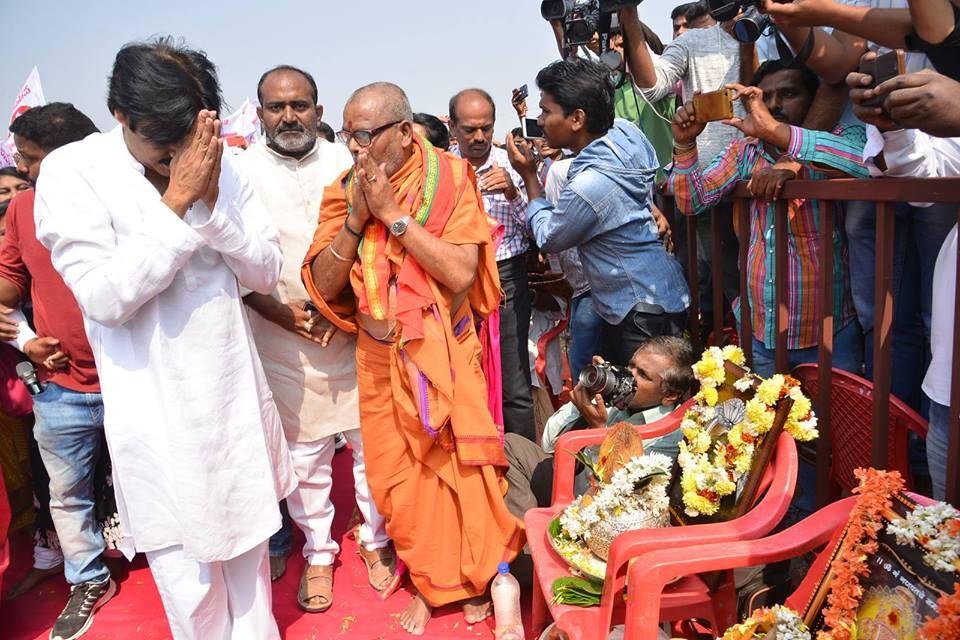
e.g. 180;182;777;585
16;361;44;396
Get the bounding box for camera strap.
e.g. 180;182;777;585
774;26;815;68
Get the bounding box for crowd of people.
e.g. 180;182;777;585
0;1;959;639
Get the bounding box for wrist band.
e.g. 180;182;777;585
329;245;354;263
673;142;696;152
343;218;364;238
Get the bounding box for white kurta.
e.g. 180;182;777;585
34;125;295;563
234;139;359;442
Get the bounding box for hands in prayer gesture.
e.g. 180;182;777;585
162;109;222;217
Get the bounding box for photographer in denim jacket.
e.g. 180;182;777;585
506;58;690;367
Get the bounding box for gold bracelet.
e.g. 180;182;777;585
328;244;354;263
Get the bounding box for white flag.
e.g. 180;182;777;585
1;67;47;168
220;98;261;151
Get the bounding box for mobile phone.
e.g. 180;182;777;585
521;117;545;139
693;89;736;123
517;84;529;101
859;49;906;108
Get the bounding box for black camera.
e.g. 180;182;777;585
707;0;784;43
578;362;637;410
540;0;644;50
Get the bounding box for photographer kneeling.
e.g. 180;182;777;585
506;58;690;367
503;336;695;518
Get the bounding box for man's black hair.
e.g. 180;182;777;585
412;113;450;150
671;2;694;20
256;65;319;106
685;1;711;22
318;121;335;143
751;59;821;99
448;88;496;124
107;36;222;147
9;102;99;152
535;58;614;135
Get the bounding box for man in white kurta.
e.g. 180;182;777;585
33;40;295;640
236;65;390;611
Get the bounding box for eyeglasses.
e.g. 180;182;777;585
336;120;403;148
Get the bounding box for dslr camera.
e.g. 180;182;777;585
707;0;788;43
578;362;637;410
540;0;645;57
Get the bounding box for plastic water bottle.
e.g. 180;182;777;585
491;562;524;640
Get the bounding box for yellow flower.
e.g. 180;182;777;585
684;493;719;516
722;345;746;366
744;398;775;434
715;479;737;496
727;424;743;447
694;431;712;454
756;374;784;405
702;385;719;407
788;393;813;422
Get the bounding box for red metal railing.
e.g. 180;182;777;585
660;178;960;506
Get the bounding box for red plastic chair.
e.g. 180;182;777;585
623;492;936;640
791;365;928;495
524;399;799;640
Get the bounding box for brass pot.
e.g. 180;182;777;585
586;509;670;560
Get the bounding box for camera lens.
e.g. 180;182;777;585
541;0;572;20
578;365;609;397
733;7;772;43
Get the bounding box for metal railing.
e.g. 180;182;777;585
660;178;960;506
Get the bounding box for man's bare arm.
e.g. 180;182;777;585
908;0;957;45
309;222;362;303
802;81;849;131
619;7;659;89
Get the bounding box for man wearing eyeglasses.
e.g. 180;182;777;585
448;88;537;443
302;82;522;636
235;65;393;612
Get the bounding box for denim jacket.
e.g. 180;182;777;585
527;119;690;324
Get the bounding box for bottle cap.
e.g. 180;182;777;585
497;562;510;575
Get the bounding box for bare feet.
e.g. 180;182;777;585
5;564;63;600
269;554;288;582
462;595;493;624
399;591;432;635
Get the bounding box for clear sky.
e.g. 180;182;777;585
2;1;675;138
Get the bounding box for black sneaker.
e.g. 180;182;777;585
49;578;116;640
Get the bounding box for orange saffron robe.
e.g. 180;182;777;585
301;137;523;605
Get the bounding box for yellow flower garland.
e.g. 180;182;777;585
678;347;819;517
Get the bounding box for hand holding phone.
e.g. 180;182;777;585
859;50;906;108
692;89;736;123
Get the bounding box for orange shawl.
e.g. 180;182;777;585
302;136;505;466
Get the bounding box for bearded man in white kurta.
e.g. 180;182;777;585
33;39;295;640
237;65;393;612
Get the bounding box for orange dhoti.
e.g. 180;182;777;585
302;135;523;606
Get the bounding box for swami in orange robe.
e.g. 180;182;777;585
301;135;523;606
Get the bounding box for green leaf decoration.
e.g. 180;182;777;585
551;576;604;607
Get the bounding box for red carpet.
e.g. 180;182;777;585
1;446;535;639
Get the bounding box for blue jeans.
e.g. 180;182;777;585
845;201;956;412
268;500;293;557
32;383;110;585
927;398;950;501
568;293;605;380
750;321;863;379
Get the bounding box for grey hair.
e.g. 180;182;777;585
346;82;413;121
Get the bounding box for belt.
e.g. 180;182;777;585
629;301;667;316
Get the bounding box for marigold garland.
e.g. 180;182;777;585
678;346;818;517
919;583;960;640
815;468;906;640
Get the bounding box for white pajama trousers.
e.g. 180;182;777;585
146;540;279;640
285;428;389;566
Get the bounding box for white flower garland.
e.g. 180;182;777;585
558;452;672;544
888;502;960;573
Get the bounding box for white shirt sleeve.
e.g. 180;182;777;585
35;154;206;328
186;154;282;296
868;128;960;178
4;307;37;352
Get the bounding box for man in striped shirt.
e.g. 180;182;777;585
669;60;871;377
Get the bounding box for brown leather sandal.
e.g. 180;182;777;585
357;545;397;593
297;564;333;613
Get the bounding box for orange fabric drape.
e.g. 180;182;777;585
301;137;523;606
